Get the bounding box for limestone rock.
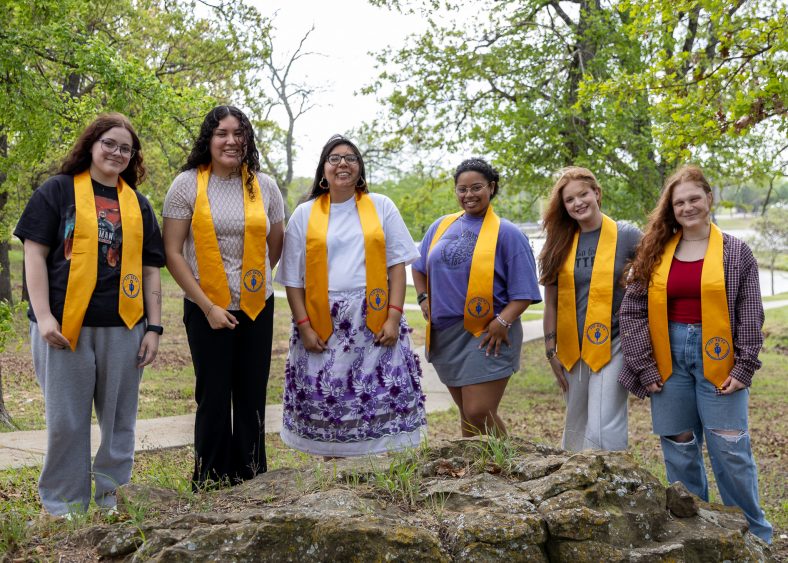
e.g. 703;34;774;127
117;483;182;513
82;437;775;562
665;481;699;518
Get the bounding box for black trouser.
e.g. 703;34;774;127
183;296;274;487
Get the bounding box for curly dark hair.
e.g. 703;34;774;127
453;158;500;199
59;113;145;188
182;106;261;198
307;134;368;200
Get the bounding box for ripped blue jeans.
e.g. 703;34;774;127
650;322;772;543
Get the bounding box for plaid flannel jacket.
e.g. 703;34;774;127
618;233;764;399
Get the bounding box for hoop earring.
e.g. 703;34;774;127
319;177;329;189
356;176;367;189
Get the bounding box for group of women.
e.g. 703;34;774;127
15;107;771;544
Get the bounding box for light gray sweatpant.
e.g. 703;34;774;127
31;322;144;515
561;336;629;452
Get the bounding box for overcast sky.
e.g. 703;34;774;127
251;0;427;177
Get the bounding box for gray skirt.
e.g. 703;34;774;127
428;319;523;387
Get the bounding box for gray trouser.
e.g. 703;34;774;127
31;322;144;515
562;336;629;452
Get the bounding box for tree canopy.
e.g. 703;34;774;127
0;0;276;300
365;0;788;222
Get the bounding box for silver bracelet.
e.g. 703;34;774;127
495;314;512;328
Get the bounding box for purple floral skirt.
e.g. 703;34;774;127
281;288;427;456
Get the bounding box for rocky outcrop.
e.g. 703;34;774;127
85;437;774;562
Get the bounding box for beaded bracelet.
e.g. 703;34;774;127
495;314;512;328
388;304;404;313
296;316;310;326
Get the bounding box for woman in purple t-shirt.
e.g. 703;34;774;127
412;158;541;437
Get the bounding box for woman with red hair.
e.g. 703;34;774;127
540;167;640;451
619;165;772;543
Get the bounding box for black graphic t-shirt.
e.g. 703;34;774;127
14;174;166;326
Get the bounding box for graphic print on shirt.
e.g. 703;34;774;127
575;245;596;269
62;196;123;270
441;230;477;268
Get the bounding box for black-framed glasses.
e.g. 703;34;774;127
326;153;359;166
98;138;135;158
455;182;490;195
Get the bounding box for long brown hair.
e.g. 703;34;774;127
60;113;145;188
538;167;602;284
628;164;713;286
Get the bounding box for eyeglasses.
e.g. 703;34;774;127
98;138;135;158
455;182;490;195
326;153;359;166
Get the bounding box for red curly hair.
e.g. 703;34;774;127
538;167;602;285
628;164;713;287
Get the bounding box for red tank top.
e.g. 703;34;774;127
667;257;703;323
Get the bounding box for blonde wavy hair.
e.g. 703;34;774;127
628;164;713;287
538;167;602;285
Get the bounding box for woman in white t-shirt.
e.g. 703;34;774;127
275;134;426;457
163;106;285;488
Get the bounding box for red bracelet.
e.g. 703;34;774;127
388;304;403;313
296;316;310;326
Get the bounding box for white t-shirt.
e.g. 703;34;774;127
275;192;419;290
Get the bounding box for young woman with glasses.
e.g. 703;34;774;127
539;167;641;451
15;113;165;516
275;134;426;457
412;158;541;437
163;106;285;488
619;165;772;543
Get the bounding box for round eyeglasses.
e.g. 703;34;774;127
98;138;136;158
455;182;490;195
327;153;359;166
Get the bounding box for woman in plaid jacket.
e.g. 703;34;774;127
619;165;771;543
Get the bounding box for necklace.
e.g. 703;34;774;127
212;169;241;180
681;235;710;241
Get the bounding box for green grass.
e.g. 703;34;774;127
2;239;541;431
1;304;786;555
2;235;786;557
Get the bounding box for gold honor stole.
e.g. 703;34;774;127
61;170;143;350
647;224;733;388
556;214;618;372
305;192;388;342
425;207;500;352
193;164;268;320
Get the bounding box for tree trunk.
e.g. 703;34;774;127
0;239;10;303
0;132;10;303
0;366;17;430
562;0;599;163
771;258;775;296
761;175;775;216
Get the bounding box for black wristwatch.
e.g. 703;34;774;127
545;348;557;360
145;324;164;335
417;292;429;305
